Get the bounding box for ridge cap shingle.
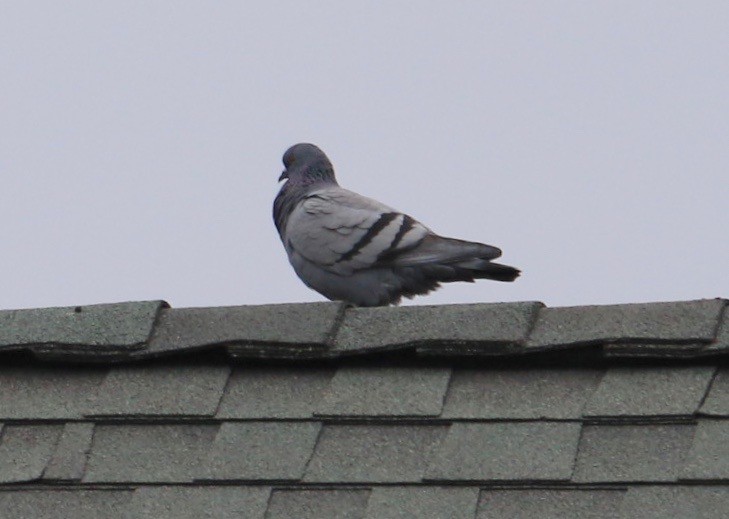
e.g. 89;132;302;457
0;298;725;363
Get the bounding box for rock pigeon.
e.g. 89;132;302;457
273;143;520;306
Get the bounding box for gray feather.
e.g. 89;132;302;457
273;143;520;306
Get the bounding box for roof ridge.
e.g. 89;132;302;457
0;298;725;363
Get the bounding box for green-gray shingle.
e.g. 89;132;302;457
0;490;132;519
42;422;94;481
149;303;343;357
0;367;106;419
216;367;334;419
201;422;321;481
442;368;601;419
583;366;715;418
266;489;370;519
0;301;163;351
682;420;729;480
123;486;270;519
85;365;230;417
702;303;729;354
333;302;541;354
315;367;451;417
698;369;729;416
365;487;479;519
573;424;695;482
477;489;625;519
526;299;725;348
304;425;447;483
84;425;217;483
0;424;63;483
616;486;729;519
425;422;581;482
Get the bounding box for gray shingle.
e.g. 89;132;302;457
365;487;479;519
583;367;714;418
334;302;541;355
0;490;132;519
43;422;94;481
682;420;729;480
216;367;333;419
266;489;370;519
316;367;451;417
616;486;729;519
124;486;270;519
425;422;580;482
526;299;725;349
477;489;625;519
573;424;694;482
703;303;729;354
0;367;106;419
304;425;447;483
84;425;217;483
698;369;729;415
0;300;163;354
0;424;63;483
442;369;601;419
149;303;343;358
202;422;320;481
86;365;230;417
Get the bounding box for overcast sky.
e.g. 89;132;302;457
2;2;728;311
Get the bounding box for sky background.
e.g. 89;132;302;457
2;2;728;311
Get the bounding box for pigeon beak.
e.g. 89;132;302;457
278;170;288;182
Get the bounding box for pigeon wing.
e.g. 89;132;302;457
284;187;430;275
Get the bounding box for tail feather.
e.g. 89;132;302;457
382;234;519;303
391;234;502;266
469;261;521;282
390;259;520;302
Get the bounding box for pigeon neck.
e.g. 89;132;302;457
299;164;336;187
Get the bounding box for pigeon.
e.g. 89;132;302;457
273;143;520;306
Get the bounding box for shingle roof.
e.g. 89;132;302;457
1;298;729;518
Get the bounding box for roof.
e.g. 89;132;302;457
1;298;729;518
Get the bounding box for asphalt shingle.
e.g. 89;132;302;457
0;367;106;419
315;367;451;417
84;425;217;483
202;422;320;481
583;366;715;418
86;365;230;417
304;425;447;483
682;420;729;480
3;297;729;518
364;487;479;519
149;303;343;358
698;369;729;416
266;489;371;519
442;368;601;419
0;490;132;519
703;303;729;354
476;489;625;519
573;424;695;482
0;301;164;357
216;367;333;419
42;422;94;481
0;425;63;483
616;486;729;519
526;299;725;349
333;302;541;354
425;422;581;482
123;486;270;519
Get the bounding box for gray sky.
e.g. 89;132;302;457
2;2;728;311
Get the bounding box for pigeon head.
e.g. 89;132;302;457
279;143;337;186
